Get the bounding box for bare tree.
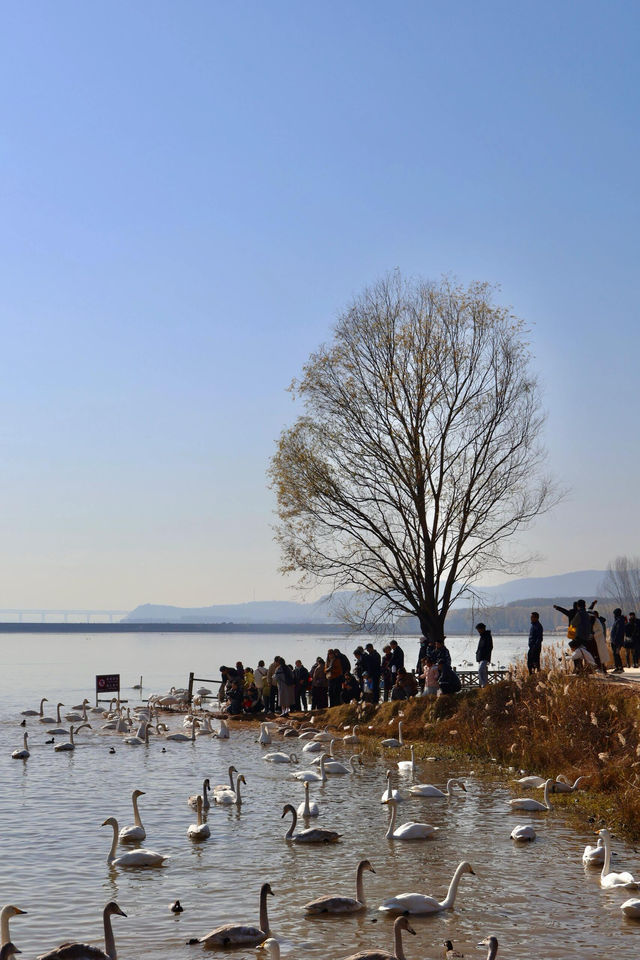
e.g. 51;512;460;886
601;556;640;612
269;273;562;640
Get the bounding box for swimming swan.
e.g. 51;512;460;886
548;774;590;793
65;701;89;724
40;702;64;725
118;790;146;843
36;901;126;960
510;824;536;841
620;898;640;918
0;906;26;948
324;754;361;775
513;775;545;788
297;781;319;818
187;796;210;841
582;836;605;865
381;770;405;803
381;721;404;749
21;697;47;718
263;752;298;764
212;766;237;796
102;818;168;867
0;941;20;960
343;725;360;744
187;882;273;946
188;780;211;810
258;724;272;745
215;775;245;806
506;779;553;812
409;778;466;798
379;861;475;914
54;724;92;752
11;734;29;760
599;828;638;888
304;859;375;914
397;745;415;773
478;936;499;960
123;723;150;747
341;916;415;960
282;804;340;843
292;754;328;783
385;798;437;840
215;718;230;739
165;719;197;742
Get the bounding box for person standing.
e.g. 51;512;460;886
364;643;381;703
527;612;543;673
293;659;309;711
310;657;328;709
253;659;268;695
590;609;609;673
610;608;626;673
571;599;601;671
389;639;404;676
325;649;343;707
267;658;279;713
416;636;429;692
381;645;393;701
274;657;295;716
475;622;493;688
624;612;640;668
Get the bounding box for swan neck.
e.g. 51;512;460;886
385;803;397;839
56;704;62;723
398;722;403;745
394;922;407;960
1;909;10;947
259;888;270;934
544;780;552;809
601;833;612;877
132;794;143;827
107;822;118;862
69;727;75;745
197;798;203;826
441;863;467;909
23;733;28;749
236;779;242;805
302;783;310;816
319;756;327;781
103;908;117;960
486;941;497;960
202;781;209;804
228;767;235;790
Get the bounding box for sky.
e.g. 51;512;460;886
1;1;639;610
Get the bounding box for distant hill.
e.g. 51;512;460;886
124;570;607;625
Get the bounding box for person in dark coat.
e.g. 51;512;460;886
381;646;393;701
416;637;429;691
294;660;309;711
610;608;626;673
527;612;543;673
364;643;381;702
571;599;601;670
475;622;493;687
389;640;404;676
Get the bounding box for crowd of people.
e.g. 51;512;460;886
549;600;640;674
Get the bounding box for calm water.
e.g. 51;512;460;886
1;631;638;960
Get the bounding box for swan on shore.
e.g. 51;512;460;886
510;824;536;841
282;804;340;843
343;725;360;744
409;778;466;798
187;882;273;946
54;723;92;752
297;781;319;818
546;774;590;793
0;906;27;948
582;837;605;865
188;796;210;841
11;733;29;760
119;790;146;843
304;859;375;914
385;798;437;840
102;818;168;867
506;779;553;811
189;780;211;810
381;721;404;749
21;697;47;718
599;828;638;888
36;901;126;960
379;861;475;914
341;915;415;960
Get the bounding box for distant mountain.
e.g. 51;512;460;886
124;571;607;624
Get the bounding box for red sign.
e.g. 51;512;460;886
96;674;120;693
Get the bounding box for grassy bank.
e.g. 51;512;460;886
306;657;640;840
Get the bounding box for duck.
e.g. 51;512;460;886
109;748;116;755
296;781;320;818
443;942;464;960
188;780;211;811
41;702;64;725
102;817;168;867
381;721;404;748
282;804;340;843
385;798;437;840
187;796;210;841
0;905;27;948
506;779;553;812
582;836;605;865
119;790;146;843
170;901;184;914
397;745;415;773
0;942;21;960
35;901;126;960
292;754;329;783
598;828;638;888
11;733;29;760
510;824;536;842
409;778;466;798
380;770;406;803
187;882;273;946
341;916;415;960
379;861;475;914
304;859;375;914
478;937;498;960
54;723;92;752
21;697;48;718
263;752;298;764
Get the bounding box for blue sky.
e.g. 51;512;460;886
1;1;638;608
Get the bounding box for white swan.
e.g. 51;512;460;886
263;752;298;764
547;774;590;793
258;723;272;745
196;717;214;737
165;719;197;742
621;898;640;918
11;733;29;760
381;770;405;803
292;754;328;783
123;723;150;747
582;836;605;865
215;718;230;739
324;754;361;775
65;700;89;723
212;766;237;796
599;828;638;888
187;882;273;946
297;781;319;818
381;721;404;749
379;861;475;914
310;739;336;763
0;906;26;948
189;780;211;810
102;817;168;867
35;901;126;960
302;740;324;755
506;779;553;811
119;790;146;843
343;725;360;744
510;824;536;841
282;804;340;843
312;729;334;742
21;697;47;718
409;778;466;798
215;775;245;806
54;723;92;752
188;796;210;841
41;702;64;725
397;745;415;773
513;774;545;788
304;859;375;913
260;938;280;960
385;798;437;840
341;916;415;960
